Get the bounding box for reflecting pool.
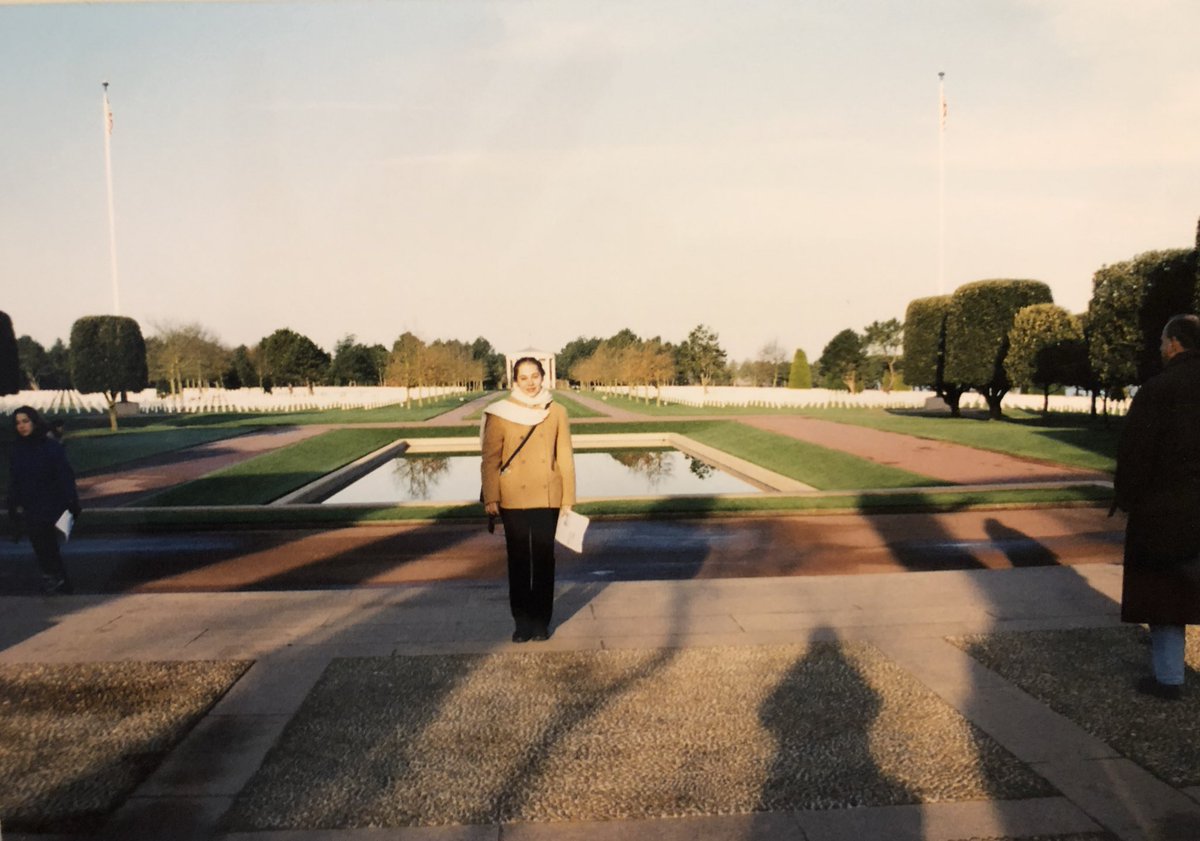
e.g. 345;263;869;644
321;448;761;504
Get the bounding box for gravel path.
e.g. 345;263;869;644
225;644;1051;829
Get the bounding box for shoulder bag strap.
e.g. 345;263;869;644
499;402;551;474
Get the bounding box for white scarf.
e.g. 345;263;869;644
482;387;552;430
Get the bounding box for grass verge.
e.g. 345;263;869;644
791;407;1120;474
684;421;939;490
144;428;409;506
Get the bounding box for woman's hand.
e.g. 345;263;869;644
484;502;500;517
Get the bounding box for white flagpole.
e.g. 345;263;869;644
938;71;946;296
102;81;120;315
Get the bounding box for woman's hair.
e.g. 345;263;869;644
512;357;545;378
12;405;49;439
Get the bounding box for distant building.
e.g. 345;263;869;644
504;348;558;389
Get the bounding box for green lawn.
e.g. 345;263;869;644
577;393;1119;474
145;428;409;506
791;408;1121;474
683;421;940;490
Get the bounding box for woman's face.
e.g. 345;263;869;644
14;412;34;438
515;362;543;396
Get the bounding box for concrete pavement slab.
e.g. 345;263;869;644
794;797;1100;841
210;653;331;717
220;829;499;841
498;812;805;840
136;713;291;797
873;637;1122;764
1031;758;1200;841
96;795;234;841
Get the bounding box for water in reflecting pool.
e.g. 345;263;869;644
321;448;761;504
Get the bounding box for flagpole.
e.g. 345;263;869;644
938;71;946;296
102;81;120;315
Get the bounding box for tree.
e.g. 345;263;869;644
69;315;149;430
16;335;46;390
1087;262;1143;402
147;322;228;395
0;312;19;396
863;318;903;393
387;331;426;407
756;339;789;387
221;345;258;390
327;334;388;386
944;279;1053;419
556;336;602;385
1005;304;1087;413
677;324;727;393
903;296;966;416
258;328;330;393
787;349;812;389
1088;249;1197;398
817;328;868;392
42;339;71;390
471;337;506;389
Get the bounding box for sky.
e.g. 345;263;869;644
2;0;1198;363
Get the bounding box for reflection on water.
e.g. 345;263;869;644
322;448;761;504
391;455;451;499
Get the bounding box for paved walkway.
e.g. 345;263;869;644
0;506;1124;593
4;563;1198;841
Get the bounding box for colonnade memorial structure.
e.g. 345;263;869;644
504;348;558;388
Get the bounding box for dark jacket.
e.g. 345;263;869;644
1115;349;1200;624
6;436;80;526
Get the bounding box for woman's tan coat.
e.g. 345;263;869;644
481;401;576;509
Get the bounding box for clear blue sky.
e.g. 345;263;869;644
2;0;1198;362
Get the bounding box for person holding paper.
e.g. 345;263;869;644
482;357;576;642
6;406;80;595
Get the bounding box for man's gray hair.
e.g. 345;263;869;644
1164;314;1200;350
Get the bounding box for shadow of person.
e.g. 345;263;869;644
983;517;1060;567
756;626;921;818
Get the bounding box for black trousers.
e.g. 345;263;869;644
28;522;68;583
499;507;558;629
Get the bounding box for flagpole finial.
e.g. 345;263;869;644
938;71;945;81
103;80;109;90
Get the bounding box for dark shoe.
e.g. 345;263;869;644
512;621;532;643
530;625;551;642
41;576;72;595
1136;676;1183;700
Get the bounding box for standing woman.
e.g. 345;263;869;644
6;406;80;595
482;357;576;642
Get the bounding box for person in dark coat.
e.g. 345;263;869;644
6;406;80;594
1114;314;1200;699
